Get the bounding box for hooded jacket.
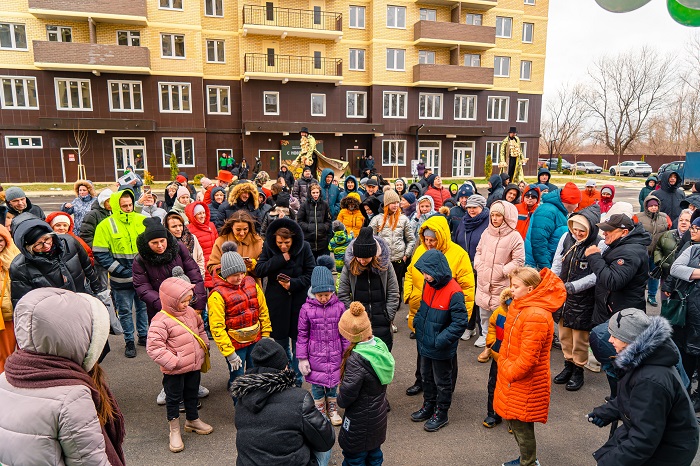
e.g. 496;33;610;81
279;167;296;190
494;268;566;423
638;175;658;211
207;186;227;230
319;168;341;217
634;194;671;254
338;193;364;237
410;195;435;238
185;201;218;287
79;198;111;247
516;187;540;239
407;182;424;197
360;196;382;227
293;173;316;204
655;170;686;223
525;190;571;269
297;194;332;253
600;184;616;214
225;182;264;230
486;174;505;208
591;317;699;466
536;167;557;192
369;209;416;262
502;183;521;205
343;175;359;196
61;180;96;235
474;201;525;311
46;211;95;266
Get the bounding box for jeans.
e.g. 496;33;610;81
342;447;383;466
112;288;148;343
648;256;659;299
311;384;338;400
420;356;454;410
315;449;332;466
163;370;201;421
487;359;499;417
226;343;256;390
275;337;303;386
507;419;537;466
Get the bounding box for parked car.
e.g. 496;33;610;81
541;157;573;171
574;161;603;174
608;161;653;177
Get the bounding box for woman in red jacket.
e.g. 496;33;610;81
185;202;218;289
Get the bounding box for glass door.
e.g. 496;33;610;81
113;138;147;180
452;141;474;177
418;141;441;175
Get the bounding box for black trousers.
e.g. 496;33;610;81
421;356;454;410
163;370;201;421
508;155;517;180
487;359;499;417
414;343;458;392
392;260;407;300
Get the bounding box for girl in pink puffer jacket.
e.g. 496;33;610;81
147;276;212;453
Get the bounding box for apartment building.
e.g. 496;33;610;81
0;0;548;182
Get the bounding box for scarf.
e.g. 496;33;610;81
4;349;126;466
179;226;196;254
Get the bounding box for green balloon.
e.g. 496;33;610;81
676;0;700;8
668;0;700;26
595;0;651;12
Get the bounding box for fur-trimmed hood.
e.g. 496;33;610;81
614;316;677;371
343;233;391;271
230;367;297;413
263;216;305;256
73;180;96;198
228;182;259;210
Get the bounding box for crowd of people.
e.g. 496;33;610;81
0;156;699;466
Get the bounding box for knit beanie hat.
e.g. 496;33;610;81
193;204;206;215
98;189;113;209
608;308;651;344
338;302;372;343
317;255;336;271
5;187;25;202
646;199;659;208
332;220;346;233
142;217;168;243
220;241;247;278
466;194;486;209
251;338;289;370
423;228;436;238
426;174;437;187
537;184;550;193
49;213;72;228
172;265;191;283
383;189;400;205
490;201;506;216
693;217;700;228
560;182;582;205
568;214;590;235
353;227;377;259
176;175;187;184
601;187;614;196
276;191;290;208
402;192;416;204
200;177;212;189
457;184;474;199
176;186;190;200
311;265;335;294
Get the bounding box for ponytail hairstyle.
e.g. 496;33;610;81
340;342;358;379
90;363;116;425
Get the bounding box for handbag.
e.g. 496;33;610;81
160;310;211;373
660;280;694;327
227;321;261;344
650;247;678;280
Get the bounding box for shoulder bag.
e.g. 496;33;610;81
160;310;211;373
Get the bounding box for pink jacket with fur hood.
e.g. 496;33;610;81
474;200;525;311
147;277;210;374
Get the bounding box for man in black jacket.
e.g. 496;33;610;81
231;339;334;466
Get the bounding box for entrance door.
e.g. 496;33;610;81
60;148;80;183
452;141;474;177
347;149;365;174
419;141;441;175
113;138;147;180
259;150;281;174
262;40;280;71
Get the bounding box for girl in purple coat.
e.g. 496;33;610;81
297;264;349;427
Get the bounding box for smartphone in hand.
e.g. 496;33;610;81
277;273;291;282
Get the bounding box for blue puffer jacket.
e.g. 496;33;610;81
319;168;341;218
525;190;569;269
453;208;489;261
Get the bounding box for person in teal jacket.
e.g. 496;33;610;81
319;168;341;218
638;175;658;211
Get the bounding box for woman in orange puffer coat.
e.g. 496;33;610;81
494;266;566;466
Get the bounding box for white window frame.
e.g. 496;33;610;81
108;80;143;112
1;76;38;110
117;30;140;46
346;90;367;118
419;8;437;21
205;0;223;17
486;96;509;121
162;137;195;168
349;48;365;71
5;135;42;149
522;22;534;43
161;33;185;59
419;92;443;120
486;141;500;163
386;48;405;71
159;0;183;11
382;140;407;166
46;25;72;42
454;94;476;121
383;91;407;119
263;91;279;115
206;39;225;63
520;60;532;80
517;98;529;122
494;56;510;77
520;142;528;160
464;53;480;67
0;23;28;50
418;50;435;64
159;82;191;113
311;93;326;117
495;16;512;38
466;14;482;26
207;85;230;115
349;5;365;28
386;5;406;29
54;78;92;111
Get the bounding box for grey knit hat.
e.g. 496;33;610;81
5;187;26;202
172;266;191;283
220;241;247;278
311;265;335;294
608;309;651;344
466;194;487;209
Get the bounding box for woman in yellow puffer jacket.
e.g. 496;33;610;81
0;224;20;372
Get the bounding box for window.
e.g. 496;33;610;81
486;96;509;121
0;23;27;50
349;5;365;28
464;54;480;67
387;6;406;28
1;77;38;109
520;60;532;80
517;99;529;122
347;91;367;118
162;137;194;167
313;6;322;25
522;22;534;43
264;91;279;115
207;85;230;114
117;30;140;46
205;0;223;17
466;14;482;26
108;80;143;112
419;93;442;119
311;93;326;116
47;25;72;42
524;0;535;4
5;136;42;149
161;33;185;58
313;51;322;69
206;39;225;63
349;49;365;71
159;0;183;10
382;140;406;166
418;51;435;64
494;56;510;77
520;142;528;160
386;49;405;71
420;8;437;21
55;78;92;110
454;95;476;120
383;91;407;118
486;141;500;163
496;16;512;38
159;82;191;113
266;2;274;21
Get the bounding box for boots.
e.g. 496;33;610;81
411;402;435;422
314;398;327;416
424;407;449;432
478;347;492;363
184;418;213;435
566;366;584;391
553;360;574;385
168;418;184;453
326;397;342;426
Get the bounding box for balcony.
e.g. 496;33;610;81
33;41;150;73
414;21;495;49
244;53;342;85
242;5;343;41
413;64;493;89
414;0;497;10
28;0;147;25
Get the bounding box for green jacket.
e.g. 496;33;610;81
653;229;682;276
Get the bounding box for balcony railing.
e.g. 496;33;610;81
243;5;342;32
244;53;342;78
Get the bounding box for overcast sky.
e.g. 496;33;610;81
543;0;696;99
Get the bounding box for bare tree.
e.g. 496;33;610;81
72;129;90;180
540;83;591;165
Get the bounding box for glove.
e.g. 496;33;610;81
564;282;575;295
298;359;311;376
587;412;611;428
226;352;243;371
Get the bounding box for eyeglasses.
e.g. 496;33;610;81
32;236;53;248
524;194;538;199
691;226;700;233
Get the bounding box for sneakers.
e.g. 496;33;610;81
391;323;398;333
585;353;601;373
137;335;147;347
327;397;342;426
197;385;210;398
410;403;435;422
157;388;167;405
474;335;486;348
424;408;449;432
460;328;478;341
647;296;658;307
125;341;136;358
502;458;540;466
483;414;502;428
477;347;492;363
